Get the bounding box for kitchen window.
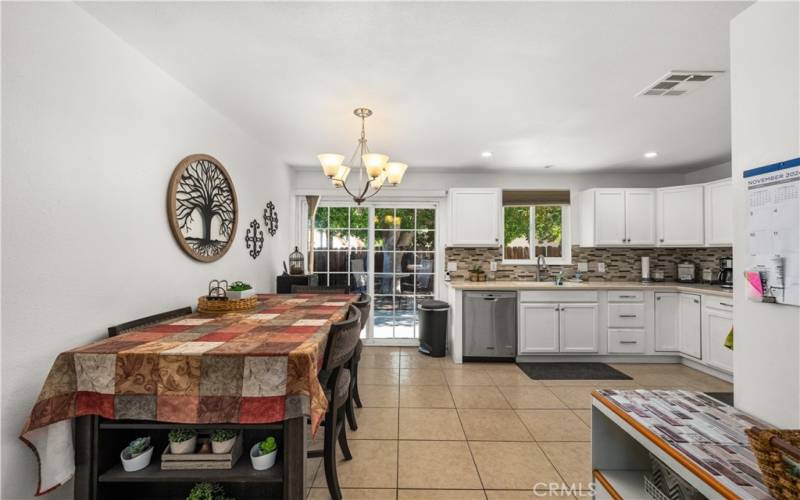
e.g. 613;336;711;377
502;190;571;265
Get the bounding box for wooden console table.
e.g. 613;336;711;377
591;389;771;499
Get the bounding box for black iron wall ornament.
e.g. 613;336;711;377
245;219;264;259
263;201;279;237
168;154;238;262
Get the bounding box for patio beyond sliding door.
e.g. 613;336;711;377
313;204;436;340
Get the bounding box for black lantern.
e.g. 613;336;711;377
289;246;305;275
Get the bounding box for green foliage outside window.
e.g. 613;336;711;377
503;205;563;257
535;206;562;245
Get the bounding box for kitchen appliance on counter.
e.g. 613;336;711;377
641;256;652;283
677;262;696;283
463;291;516;359
719;257;734;289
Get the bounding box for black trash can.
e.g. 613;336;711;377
418;299;449;357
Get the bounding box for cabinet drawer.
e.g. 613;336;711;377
608;303;645;327
519;290;598;303
608;329;645;353
608;291;644;302
704;296;734;311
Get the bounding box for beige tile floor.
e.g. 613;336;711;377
306;346;732;499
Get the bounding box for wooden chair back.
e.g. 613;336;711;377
107;307;193;337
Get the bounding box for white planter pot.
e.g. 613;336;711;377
120;446;153;472
227;289;255;300
169;435;197;455
212;436;237;454
250;443;277;470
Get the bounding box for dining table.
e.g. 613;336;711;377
20;292;358;499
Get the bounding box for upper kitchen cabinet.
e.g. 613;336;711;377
580;188;656;246
704;178;733;246
447;188;501;246
657;185;704;246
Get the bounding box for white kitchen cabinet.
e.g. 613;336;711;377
580;189;655;246
518;303;560;353
705;179;733;246
447;188;501;246
560;303;599;352
592;190;626;245
657;185;704;246
703;298;734;373
678;293;702;358
625;190;657;245
654;293;679;352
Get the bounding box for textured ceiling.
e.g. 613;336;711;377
80;1;750;172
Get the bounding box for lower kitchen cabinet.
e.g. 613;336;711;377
703;299;734;372
519;303;560;353
560;303;599;352
518;302;598;354
678;293;702;359
654;292;679;351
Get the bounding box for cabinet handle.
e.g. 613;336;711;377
622;238;626;243
693;299;700;304
619;314;637;318
620;340;638;344
554;307;559;311
619;295;636;298
719;302;733;307
656;296;661;301
660;238;664;242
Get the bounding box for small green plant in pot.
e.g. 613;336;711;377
186;482;233;500
169;428;197;455
120;436;153;472
210;429;238;454
227;281;255;300
250;436;278;470
469;265;486;282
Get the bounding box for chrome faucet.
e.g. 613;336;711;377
536;254;548;281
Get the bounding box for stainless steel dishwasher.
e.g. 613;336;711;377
463;291;517;359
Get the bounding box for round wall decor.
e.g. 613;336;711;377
263;201;279;236
167;154;238;262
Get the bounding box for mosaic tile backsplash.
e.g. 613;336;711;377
445;245;733;282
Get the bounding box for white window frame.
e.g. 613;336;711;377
502;204;571;265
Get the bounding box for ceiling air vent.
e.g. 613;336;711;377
637;70;724;97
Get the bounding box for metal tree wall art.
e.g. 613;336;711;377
263;201;279;237
245;219;264;259
167;154;238;262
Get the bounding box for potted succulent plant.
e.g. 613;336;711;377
186;482;233;500
250;436;278;471
210;429;238;454
468;265;486;282
120;436;153;472
168;428;197;455
227;281;255;300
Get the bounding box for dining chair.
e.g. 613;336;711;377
345;293;371;430
290;285;349;294
107;307;193;337
309;305;361;500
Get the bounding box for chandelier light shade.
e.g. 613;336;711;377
317;107;407;204
385;162;408;185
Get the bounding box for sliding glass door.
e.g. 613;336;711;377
312;203;436;340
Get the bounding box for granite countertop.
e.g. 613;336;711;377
444;279;733;297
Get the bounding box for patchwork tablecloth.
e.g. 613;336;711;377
20;293;356;495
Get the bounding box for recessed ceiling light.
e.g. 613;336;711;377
644;152;658;159
481;151;492;158
543;165;554;169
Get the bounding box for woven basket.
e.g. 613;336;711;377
197;295;258;313
746;427;800;499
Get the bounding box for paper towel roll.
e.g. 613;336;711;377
641;256;650;280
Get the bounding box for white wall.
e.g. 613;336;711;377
1;3;292;498
683;162;731;184
731;1;800;426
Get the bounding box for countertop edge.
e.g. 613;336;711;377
443;280;733;297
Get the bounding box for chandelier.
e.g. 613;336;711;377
318;107;407;205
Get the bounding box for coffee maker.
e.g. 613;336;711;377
718;257;733;289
